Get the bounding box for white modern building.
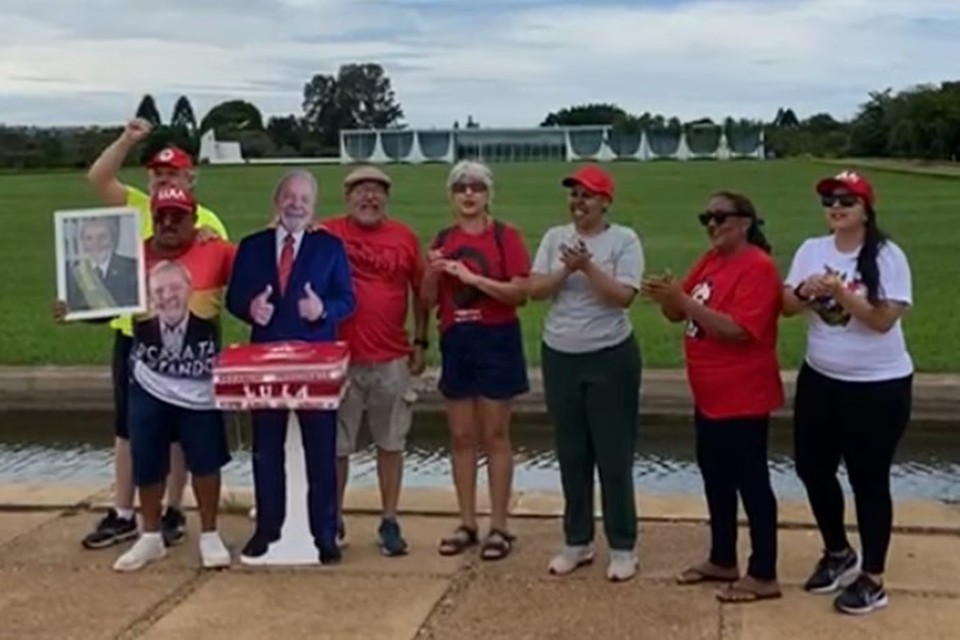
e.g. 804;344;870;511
338;124;765;164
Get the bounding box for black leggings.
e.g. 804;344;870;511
695;411;778;580
793;363;912;574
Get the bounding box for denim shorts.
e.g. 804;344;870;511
439;320;529;401
127;381;231;487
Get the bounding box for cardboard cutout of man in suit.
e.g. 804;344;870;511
66;216;140;311
226;169;356;564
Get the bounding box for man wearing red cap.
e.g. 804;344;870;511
79;118;228;554
111;185;236;571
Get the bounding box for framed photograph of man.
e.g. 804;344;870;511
54;206;147;321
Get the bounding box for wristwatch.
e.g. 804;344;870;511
413;338;429;349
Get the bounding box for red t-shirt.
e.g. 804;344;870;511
430;220;531;333
681;245;784;419
323;215;424;364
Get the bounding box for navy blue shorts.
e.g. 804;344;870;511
439;320;529;401
127;381;231;487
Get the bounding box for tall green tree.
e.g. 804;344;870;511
199;100;264;136
135;94;162;126
170;96;198;134
302;62;404;147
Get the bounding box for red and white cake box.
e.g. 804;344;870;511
212;341;350;411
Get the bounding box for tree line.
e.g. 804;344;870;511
0;64;957;169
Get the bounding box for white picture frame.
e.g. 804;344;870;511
54;206;147;322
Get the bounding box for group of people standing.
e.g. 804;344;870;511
56;117;913;619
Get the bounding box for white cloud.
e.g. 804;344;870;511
0;0;958;127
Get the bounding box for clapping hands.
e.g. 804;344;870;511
641;269;682;305
559;238;591;272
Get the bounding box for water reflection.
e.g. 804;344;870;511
1;411;958;502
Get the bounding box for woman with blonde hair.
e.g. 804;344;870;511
421;160;531;561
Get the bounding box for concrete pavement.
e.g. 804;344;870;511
1;484;959;639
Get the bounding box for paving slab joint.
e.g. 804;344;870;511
114;571;217;640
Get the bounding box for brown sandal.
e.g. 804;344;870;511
480;529;516;561
438;525;478;556
715;578;782;603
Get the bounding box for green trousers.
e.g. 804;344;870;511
541;335;642;551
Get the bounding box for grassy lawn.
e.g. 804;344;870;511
2;158;958;371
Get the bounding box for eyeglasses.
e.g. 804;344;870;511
820;194;860;208
698;211;747;226
452;182;488;194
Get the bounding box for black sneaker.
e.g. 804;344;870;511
377;518;409;557
804;548;861;594
319;541;342;565
161;506;187;547
834;574;888;615
81;509;138;550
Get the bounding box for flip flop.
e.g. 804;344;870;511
676;564;739;585
715;580;782;603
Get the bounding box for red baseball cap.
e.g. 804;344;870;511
562;164;615;200
815;170;875;206
151;186;197;215
147;146;194;171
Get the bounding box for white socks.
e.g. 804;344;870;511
548;544;595;575
113;532;166;572
115;507;135;521
607;550;638;582
200;531;231;569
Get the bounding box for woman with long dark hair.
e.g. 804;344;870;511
644;190;783;604
783;171;913;615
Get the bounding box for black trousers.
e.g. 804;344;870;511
793;363;912;574
112;331;134;440
695;411;778;580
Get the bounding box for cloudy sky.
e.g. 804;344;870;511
1;0;958;129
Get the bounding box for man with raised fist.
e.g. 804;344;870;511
77;117;228;553
226;169;356;564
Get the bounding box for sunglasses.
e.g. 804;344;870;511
698;211;749;226
452;182;488;194
820;194;860;208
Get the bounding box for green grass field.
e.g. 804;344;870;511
2;159;958;371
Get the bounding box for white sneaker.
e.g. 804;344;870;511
113;532;166;572
607;550;639;582
548;544;595;576
200;531;231;569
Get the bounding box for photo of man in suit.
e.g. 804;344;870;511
136;261;218;374
65;216;139;311
226;169;357;564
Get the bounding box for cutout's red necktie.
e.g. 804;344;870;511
278;234;294;294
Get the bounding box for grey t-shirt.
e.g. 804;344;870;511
531;222;644;354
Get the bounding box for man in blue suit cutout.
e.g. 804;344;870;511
226;169;356;564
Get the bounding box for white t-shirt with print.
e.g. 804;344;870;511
785;235;913;382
